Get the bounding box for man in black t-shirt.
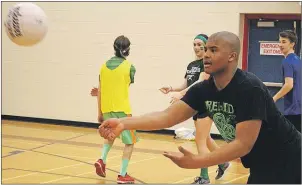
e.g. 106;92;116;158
99;31;301;184
160;34;230;183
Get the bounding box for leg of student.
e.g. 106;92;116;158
206;133;231;180
101;112;116;164
101;139;114;164
117;114;139;184
192;116;212;184
120;142;134;177
95;113;116;177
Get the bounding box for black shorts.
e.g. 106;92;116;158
193;112;208;121
247;147;301;184
285;114;301;132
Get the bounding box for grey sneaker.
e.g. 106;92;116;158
192;177;210;184
215;162;231;180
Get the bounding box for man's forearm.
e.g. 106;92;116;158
181;80;200;95
171;80;187;92
120;111;174;131
273;84;293;101
97;86;102;114
172;85;187;92
180;72;208;95
193;139;250;169
120;101;196;131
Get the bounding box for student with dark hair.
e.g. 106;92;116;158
93;35;138;184
273;30;301;132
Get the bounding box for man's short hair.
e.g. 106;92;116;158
279;30;298;44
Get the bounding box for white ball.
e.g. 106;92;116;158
4;3;48;46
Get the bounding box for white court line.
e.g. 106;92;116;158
172;170;216;184
41;156;158;184
2;155;121;182
223;174;249;184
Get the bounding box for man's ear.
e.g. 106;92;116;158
229;52;238;63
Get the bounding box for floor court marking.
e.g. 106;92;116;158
3;140;50;146
2;162;92;181
2;134;88;159
2;135;247;184
2;134;86;158
3;139;121;154
172;169;216;184
2;154;121;181
41;156;158;184
40;169;113;184
2;140;108;160
28;133;88;151
3;138;153;159
76;156;157;184
2;150;25;158
2;168;11;171
3;123;91;135
172;162;249;184
6;168;110;181
2;145;147;183
3;134;194;155
3;145;99;165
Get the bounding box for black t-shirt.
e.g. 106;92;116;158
181;69;301;169
184;59;204;87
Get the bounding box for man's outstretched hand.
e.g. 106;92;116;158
98;118;124;141
163;146;200;169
